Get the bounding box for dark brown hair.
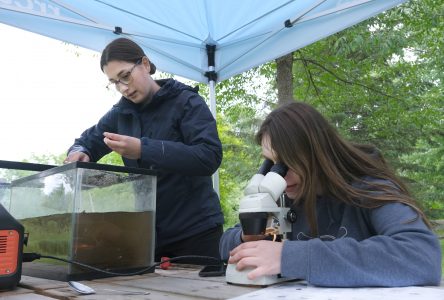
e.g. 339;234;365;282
100;38;156;74
256;101;430;235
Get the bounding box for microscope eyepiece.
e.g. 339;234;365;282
258;159;274;175
270;163;288;177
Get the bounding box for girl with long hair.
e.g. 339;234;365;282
220;101;441;287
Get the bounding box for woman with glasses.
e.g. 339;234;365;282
65;37;224;263
220;101;441;287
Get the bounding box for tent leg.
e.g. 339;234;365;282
209;80;220;197
209;80;217;119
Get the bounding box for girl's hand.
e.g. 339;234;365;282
228;240;284;280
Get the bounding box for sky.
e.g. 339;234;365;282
0;23;120;162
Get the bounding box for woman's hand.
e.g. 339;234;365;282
64;151;90;163
228;240;284;280
103;132;141;159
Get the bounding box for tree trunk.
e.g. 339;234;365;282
275;52;294;105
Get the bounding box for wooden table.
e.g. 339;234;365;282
1;265;259;299
2;266;443;300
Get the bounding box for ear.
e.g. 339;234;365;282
142;56;151;73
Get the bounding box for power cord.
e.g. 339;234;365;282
23;252;221;276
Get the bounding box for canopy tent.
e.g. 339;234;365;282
0;0;407;192
0;0;406;104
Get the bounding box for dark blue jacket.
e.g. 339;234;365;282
69;79;224;248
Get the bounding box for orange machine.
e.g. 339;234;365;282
0;204;24;290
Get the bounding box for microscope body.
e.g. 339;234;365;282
225;161;293;286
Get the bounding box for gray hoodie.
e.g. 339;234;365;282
220;187;442;287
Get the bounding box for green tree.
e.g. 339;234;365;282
287;0;443;217
216;113;262;227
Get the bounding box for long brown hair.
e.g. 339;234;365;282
256;101;430;235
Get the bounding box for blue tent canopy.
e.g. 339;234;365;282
0;0;406;84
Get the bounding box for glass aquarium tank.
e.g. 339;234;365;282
0;160;55;209
0;179;9;209
8;161;156;281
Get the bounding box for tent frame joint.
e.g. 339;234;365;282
284;19;293;28
113;26;122;34
205;71;217;82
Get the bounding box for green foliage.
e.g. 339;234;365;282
441;238;444;272
198;71;274;227
435;225;444;271
26;153;66;165
216;113;262;227
399;136;444;219
97;151;124;166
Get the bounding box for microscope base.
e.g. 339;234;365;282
225;263;288;286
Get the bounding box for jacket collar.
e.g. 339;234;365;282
113;78;198;113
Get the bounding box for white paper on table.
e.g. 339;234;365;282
228;281;444;300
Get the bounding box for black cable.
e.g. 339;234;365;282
23;253;221;276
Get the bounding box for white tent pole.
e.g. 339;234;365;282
209;76;217;118
209;78;220;196
206;45;220;197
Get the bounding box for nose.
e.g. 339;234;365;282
283;170;291;183
117;82;129;94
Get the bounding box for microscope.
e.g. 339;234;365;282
225;159;295;286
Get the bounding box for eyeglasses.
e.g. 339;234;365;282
106;59;142;90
